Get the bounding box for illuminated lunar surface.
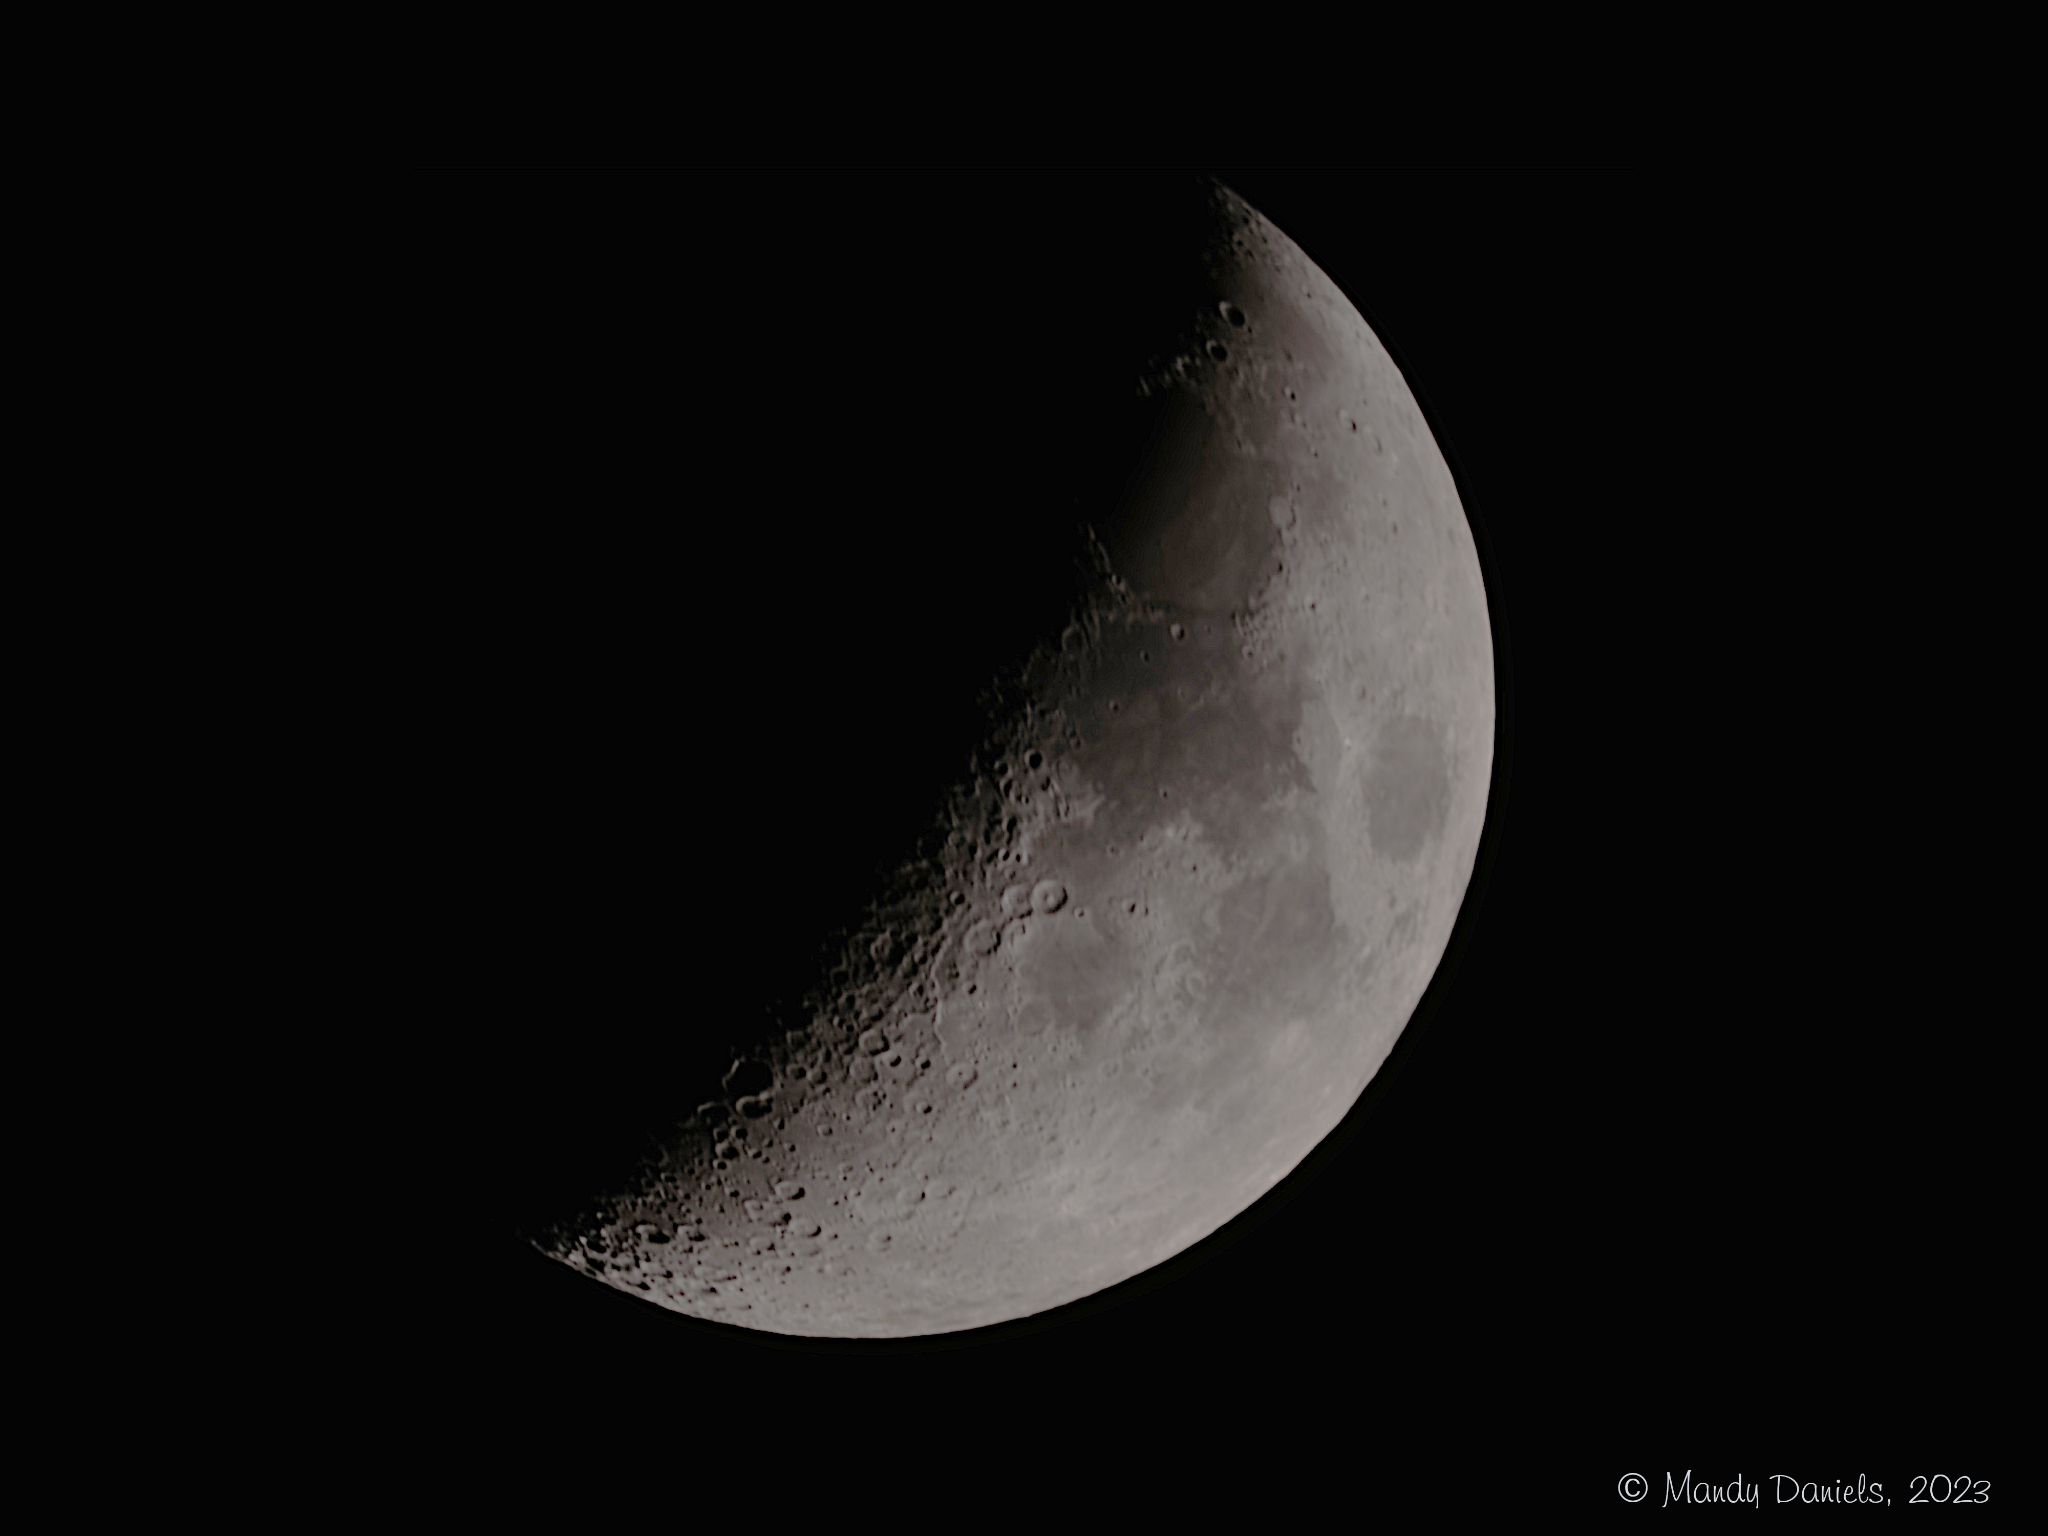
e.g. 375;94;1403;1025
532;180;1494;1336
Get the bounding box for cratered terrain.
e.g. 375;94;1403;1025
517;178;1494;1336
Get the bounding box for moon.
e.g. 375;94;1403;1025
528;178;1493;1336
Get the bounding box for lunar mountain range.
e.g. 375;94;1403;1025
526;178;1494;1337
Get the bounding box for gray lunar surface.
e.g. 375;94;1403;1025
534;181;1494;1336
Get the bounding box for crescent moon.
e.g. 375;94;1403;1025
530;178;1493;1337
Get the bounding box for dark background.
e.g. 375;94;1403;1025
408;169;2015;1500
